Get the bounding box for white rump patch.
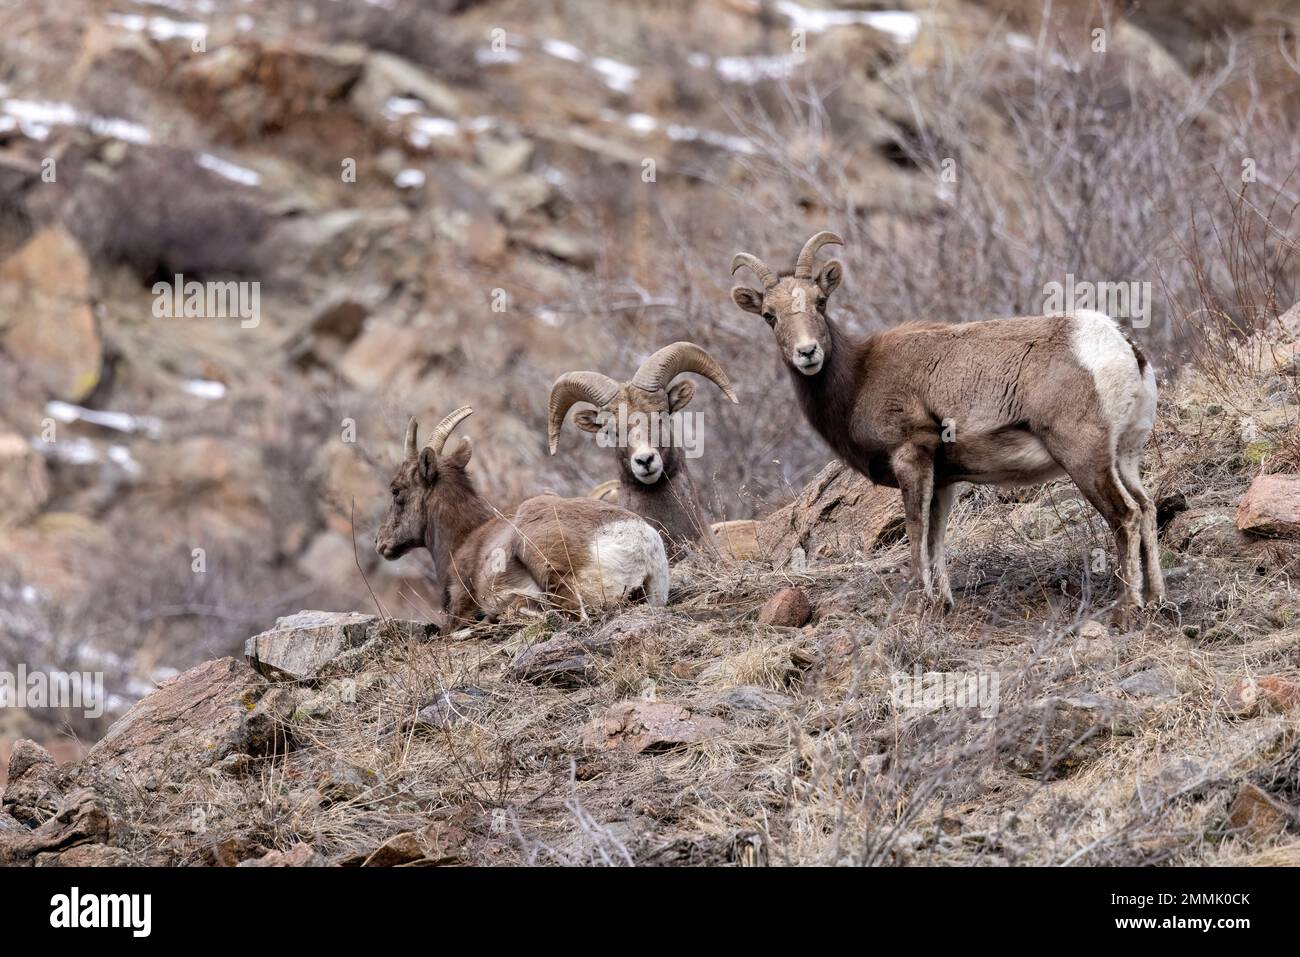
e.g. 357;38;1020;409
1069;310;1148;448
576;519;669;609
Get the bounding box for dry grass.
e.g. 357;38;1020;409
98;313;1300;864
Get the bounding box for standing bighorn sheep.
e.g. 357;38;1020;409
730;231;1164;617
376;407;669;622
548;342;738;559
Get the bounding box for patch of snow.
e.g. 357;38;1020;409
0;98;151;144
541;38;586;63
714;53;803;84
394;168;426;189
45;401;162;439
776;2;921;42
107;444;142;477
105;12;208;42
383;96;425;117
626;113;657;134
666;123;758;155
592;56;638;93
196;153;261;186
182;378;227;399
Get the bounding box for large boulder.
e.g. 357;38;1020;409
0;227;102;402
756;460;903;567
78;657;267;792
1236;474;1300;539
245;611;434;682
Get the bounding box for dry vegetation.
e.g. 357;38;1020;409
2;0;1299;864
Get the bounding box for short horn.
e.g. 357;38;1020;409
631;341;738;403
404;417;419;459
794;230;843;278
730;252;777;290
426;406;473;457
548;372;620;454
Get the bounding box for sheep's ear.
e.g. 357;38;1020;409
573;409;604;434
667;380;695;412
445;437;473;469
817;260;843;296
731;286;764;315
418;447;438;484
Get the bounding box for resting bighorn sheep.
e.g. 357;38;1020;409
730;231;1164;617
548;342;738;559
376;407;669;622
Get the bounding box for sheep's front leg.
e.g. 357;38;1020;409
891;442;936;602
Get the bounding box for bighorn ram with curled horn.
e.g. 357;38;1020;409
730;231;1164;618
548;342;738;558
376;407;669;623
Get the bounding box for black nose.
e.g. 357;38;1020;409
797;344;818;358
633;452;657;469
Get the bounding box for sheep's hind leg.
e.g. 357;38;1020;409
892;443;937;605
1048;438;1145;623
928;484;958;611
1117;445;1165;606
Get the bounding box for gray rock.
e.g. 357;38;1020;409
351;51;461;119
707;685;794;713
244;611;434;682
1118;667;1179;700
412;686;490;729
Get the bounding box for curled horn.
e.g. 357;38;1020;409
794;230;843;278
426;406;473;457
730;252;778;290
631;341;738;403
548;372;620;454
404;417;419;459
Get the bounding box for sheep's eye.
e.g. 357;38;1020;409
763;312;776;326
816;296;827;311
391;488;401;499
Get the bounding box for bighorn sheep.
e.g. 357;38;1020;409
730;231;1164;617
376;407;669;622
548;342;738;559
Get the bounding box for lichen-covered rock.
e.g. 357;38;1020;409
79;657;266;792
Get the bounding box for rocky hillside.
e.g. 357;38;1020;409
3;303;1299;865
1;0;1299;863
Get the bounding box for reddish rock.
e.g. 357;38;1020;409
362;821;466;867
0;226;102;402
581;700;725;754
1236;474;1300;539
1226;675;1300;717
758;587;813;628
238;842;324;867
1227;783;1295;842
756;460;904;567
